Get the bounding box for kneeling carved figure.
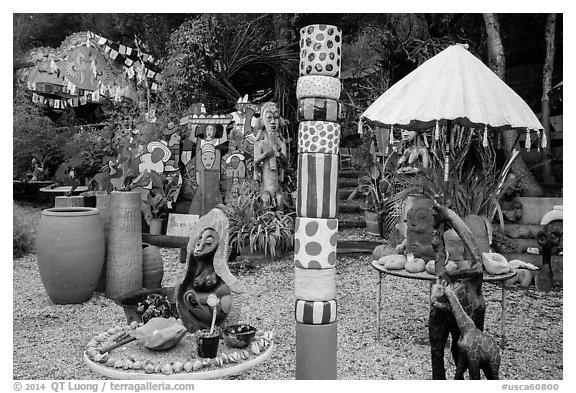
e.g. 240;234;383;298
176;208;243;332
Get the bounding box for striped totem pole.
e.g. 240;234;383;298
294;24;342;380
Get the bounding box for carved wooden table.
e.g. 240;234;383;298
371;260;516;347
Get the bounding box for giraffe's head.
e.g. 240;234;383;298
430;279;450;310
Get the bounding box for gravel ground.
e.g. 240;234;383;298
13;245;563;380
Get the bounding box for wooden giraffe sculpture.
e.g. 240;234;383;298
429;201;487;379
442;282;500;379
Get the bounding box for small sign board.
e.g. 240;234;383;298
166;213;199;237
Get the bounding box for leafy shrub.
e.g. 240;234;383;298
13;202;41;258
219;182;295;259
13;84;63;180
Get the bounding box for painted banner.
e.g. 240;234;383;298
297;98;341;122
296;75;341;100
299;24;342;78
295;299;337;324
294;217;338;269
296;153;338;219
298;121;340;154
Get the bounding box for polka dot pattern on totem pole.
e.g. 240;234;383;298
299;24;342;78
298;121;340;154
296;75;341;100
294;217;338;269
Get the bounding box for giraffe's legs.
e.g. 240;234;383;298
454;351;468;380
482;362;499;380
467;360;481;380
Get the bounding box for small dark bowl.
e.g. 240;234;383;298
114;287;177;324
222;324;257;348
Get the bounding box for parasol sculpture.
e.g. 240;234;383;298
360;44;544;182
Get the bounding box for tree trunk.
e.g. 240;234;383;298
483;13;544;197
483;13;506;79
540;13;557;184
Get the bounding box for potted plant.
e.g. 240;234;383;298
220;182;295;261
195;294;221;358
144;189;168;236
143;170;182;236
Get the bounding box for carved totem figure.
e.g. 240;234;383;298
396;198;436;262
164;122;181;172
176;208;243;332
188;123;227;216
397;130;430;174
253;102;287;210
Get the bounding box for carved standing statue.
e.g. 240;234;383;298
397;129;430;174
395;198;436;262
188;123;227;216
176;208;243;332
253;102;287;210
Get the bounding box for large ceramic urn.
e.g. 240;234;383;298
36;207;105;304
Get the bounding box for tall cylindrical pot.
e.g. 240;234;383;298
36;207;105;304
142;243;164;288
105;191;142;299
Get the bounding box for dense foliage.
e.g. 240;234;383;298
13;13;562;189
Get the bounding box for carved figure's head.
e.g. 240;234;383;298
430;279;450;310
261;102;280;133
401;129;417;142
201;143;216;170
205;125;215;139
192;228;220;258
407;199;434;234
444;228;465;261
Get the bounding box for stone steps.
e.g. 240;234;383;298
337;169;366;228
338;188;355;200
